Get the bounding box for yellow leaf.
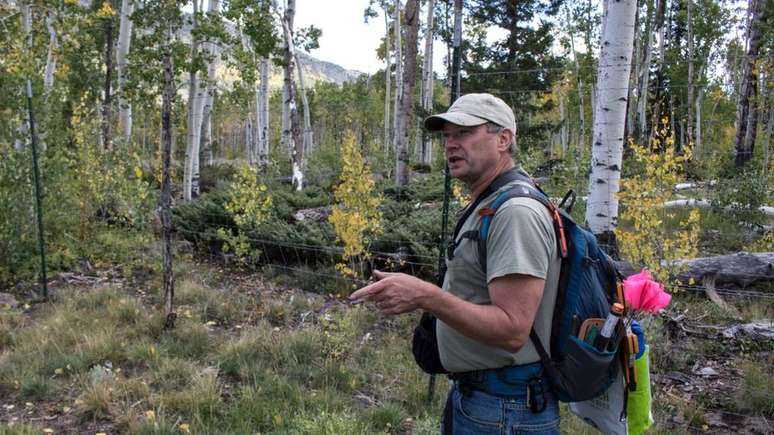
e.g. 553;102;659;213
145;410;155;420
273;414;284;425
134;166;143;178
179;423;190;433
54;368;63;375
96;1;116;17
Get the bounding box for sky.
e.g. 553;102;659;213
293;0;445;75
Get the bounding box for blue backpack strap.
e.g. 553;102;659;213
475;183;557;275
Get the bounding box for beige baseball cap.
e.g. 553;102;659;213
424;93;516;134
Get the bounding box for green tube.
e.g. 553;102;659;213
627;345;654;435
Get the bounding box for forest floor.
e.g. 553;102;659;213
1;253;773;434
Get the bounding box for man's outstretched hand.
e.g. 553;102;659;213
349;270;440;315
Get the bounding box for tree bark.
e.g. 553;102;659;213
392;0;402;154
613;252;774;287
686;0;694;147
101;17;115;150
278;0;295;159
565;5;585;154
695;88;703;157
294;51;313;157
245;115;253;164
636;0;655;143
258;56;270;171
647;0;668;148
418;0;434;167
14;1;32;150
44;9;57;92
117;0;134;143
274;0;303;190
669;253;772;287
184;0;205;200
161;34;176;330
560;96;568;154
383;8;392;151
763;71;773;175
734;0;764;167
199;0;219;171
585;0;637;238
395;0;417;186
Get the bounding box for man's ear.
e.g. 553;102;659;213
498;129;514;151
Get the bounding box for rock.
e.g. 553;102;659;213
293;206;332;222
695;367;719;377
721;320;774;340
663;371;693;384
0;292;19;308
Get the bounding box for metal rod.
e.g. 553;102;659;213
26;80;49;300
428;0;463;408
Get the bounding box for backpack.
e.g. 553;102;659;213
468;169;625;403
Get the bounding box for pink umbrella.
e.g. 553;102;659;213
624;269;671;313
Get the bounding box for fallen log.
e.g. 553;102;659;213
674;252;774;287
292;205;332;222
674;180;717;191
614;252;774;287
662;199;774;218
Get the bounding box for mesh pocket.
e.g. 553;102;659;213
550;336;619;402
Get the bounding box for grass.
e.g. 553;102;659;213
2;251;772;433
0;261;446;433
736;360;774;416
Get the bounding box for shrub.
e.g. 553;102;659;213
617;139;701;283
329;134;382;280
711;167;771;226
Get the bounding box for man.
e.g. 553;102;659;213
350;93;561;434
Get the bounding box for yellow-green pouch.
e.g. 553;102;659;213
627;345;654;435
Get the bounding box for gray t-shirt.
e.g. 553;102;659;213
437;180;561;373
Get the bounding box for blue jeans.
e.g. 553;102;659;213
442;382;560;434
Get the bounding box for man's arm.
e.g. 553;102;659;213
349;270;544;353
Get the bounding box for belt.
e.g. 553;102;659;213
449;361;546;398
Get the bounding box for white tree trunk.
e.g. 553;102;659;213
565;5;585;154
686;0;694;146
762;69;773;175
418;0;434;166
560;96;568;154
585;0;637;235
184;0;202;201
637;0;657;141
277;0;295;157
392;0;402;154
274;0;303;190
734;0;763;167
15;1;32;150
395;0;417;186
43;9;57;91
200;0;219;170
695;88;703;157
245;116;253;164
294;52;313;155
383;9;392;151
116;0;134;143
258;57;270;169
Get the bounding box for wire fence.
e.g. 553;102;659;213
171;219;774;301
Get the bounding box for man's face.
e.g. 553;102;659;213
441;123;504;184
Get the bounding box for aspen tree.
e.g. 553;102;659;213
116;0;134;143
585;0;637;248
395;0;417;186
